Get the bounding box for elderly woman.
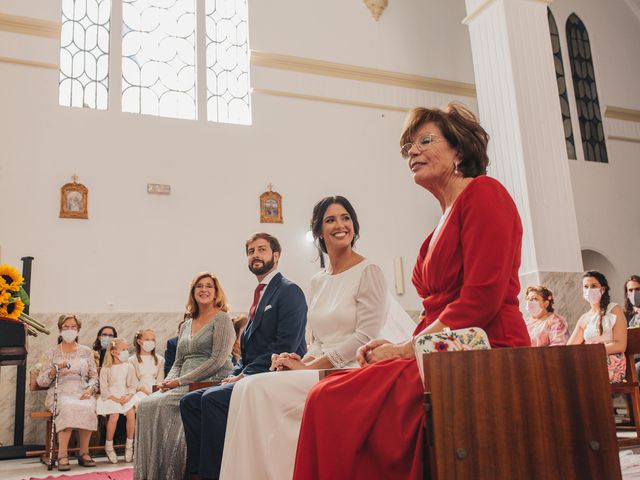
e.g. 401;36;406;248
524;285;569;346
134;272;235;480
37;314;98;471
568;271;627;382
292;103;530;480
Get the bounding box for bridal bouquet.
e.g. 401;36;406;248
0;264;50;336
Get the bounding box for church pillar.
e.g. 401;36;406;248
463;0;584;325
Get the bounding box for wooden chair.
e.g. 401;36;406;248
189;381;221;392
612;327;640;447
422;344;621;480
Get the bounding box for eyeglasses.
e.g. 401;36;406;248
195;283;215;290
400;134;439;158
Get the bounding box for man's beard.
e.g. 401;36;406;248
249;255;275;276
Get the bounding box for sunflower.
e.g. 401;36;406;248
5;298;25;320
0;290;11;307
0;265;24;292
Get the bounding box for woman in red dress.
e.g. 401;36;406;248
292;103;531;480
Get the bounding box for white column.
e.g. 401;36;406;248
463;0;584;323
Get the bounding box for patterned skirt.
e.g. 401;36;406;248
608;352;626;383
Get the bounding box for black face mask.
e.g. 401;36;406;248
249;255;275;276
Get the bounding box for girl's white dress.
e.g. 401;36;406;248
219;260;415;480
96;363;138;414
129;354;165;406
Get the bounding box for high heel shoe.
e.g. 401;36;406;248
57;456;71;471
78;454;96;467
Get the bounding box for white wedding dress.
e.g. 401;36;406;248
219;260;415;480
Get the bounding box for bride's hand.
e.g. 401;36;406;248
357;339;392;367
275;354;307;371
270;352;298;371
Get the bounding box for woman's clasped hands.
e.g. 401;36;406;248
270;352;308;371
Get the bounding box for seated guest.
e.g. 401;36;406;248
37;315;99;471
130;328;165;398
568;270;627;382
219;196;413;480
180;233;308;480
231;314;248;366
134;273;235;480
97;338;137;464
625;275;640;327
293;103;530;480
524;285;568;346
92;325;117;370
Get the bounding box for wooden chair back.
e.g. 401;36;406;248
422;344;621;480
624;327;640;382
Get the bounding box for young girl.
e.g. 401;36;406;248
96;338;137;463
130;329;165;404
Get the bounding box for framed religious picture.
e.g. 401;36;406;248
260;184;283;224
60;175;88;219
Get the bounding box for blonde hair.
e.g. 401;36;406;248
184;272;230;320
103;338;127;368
134;329;158;365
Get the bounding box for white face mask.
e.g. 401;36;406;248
142;341;155;353
526;301;543;317
61;329;78;343
118;350;130;362
583;287;602;304
629;291;640;308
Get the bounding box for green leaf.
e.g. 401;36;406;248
18;287;30;307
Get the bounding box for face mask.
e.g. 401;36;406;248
61;330;78;343
118;350;129;362
526;301;543;317
100;336;113;349
629;291;640;308
142;341;155;353
583;288;602;304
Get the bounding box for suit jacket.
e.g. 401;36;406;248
234;272;307;376
164;336;179;377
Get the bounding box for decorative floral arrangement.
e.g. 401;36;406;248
0;264;50;336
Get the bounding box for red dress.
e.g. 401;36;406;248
292;176;531;480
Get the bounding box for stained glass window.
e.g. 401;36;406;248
59;0;111;109
205;0;251;125
547;8;576;160
566;14;608;163
122;0;197;120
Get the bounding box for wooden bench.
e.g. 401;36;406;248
422;344;622;479
612;327;640;447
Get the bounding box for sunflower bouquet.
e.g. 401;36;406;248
0;264;50;336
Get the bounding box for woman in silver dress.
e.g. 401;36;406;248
37;314;99;471
134;272;235;480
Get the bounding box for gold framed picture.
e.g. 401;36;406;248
260;184;282;224
60;176;88;219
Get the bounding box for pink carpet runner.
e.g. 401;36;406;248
30;467;133;480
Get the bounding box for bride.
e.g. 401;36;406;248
219;195;415;480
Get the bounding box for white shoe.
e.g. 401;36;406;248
125;439;134;463
105;441;118;464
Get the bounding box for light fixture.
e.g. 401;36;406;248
363;0;388;21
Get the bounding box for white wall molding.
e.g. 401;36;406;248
605;106;640;123
0;13;59;38
253;88;410;112
251;51;477;97
0;55;57;70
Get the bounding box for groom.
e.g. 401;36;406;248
180;232;308;480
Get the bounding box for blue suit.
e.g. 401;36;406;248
164;336;179;377
180;272;307;479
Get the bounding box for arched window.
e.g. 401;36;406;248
547;8;575;160
565;13;607;163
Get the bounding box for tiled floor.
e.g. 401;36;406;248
0;455;129;480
